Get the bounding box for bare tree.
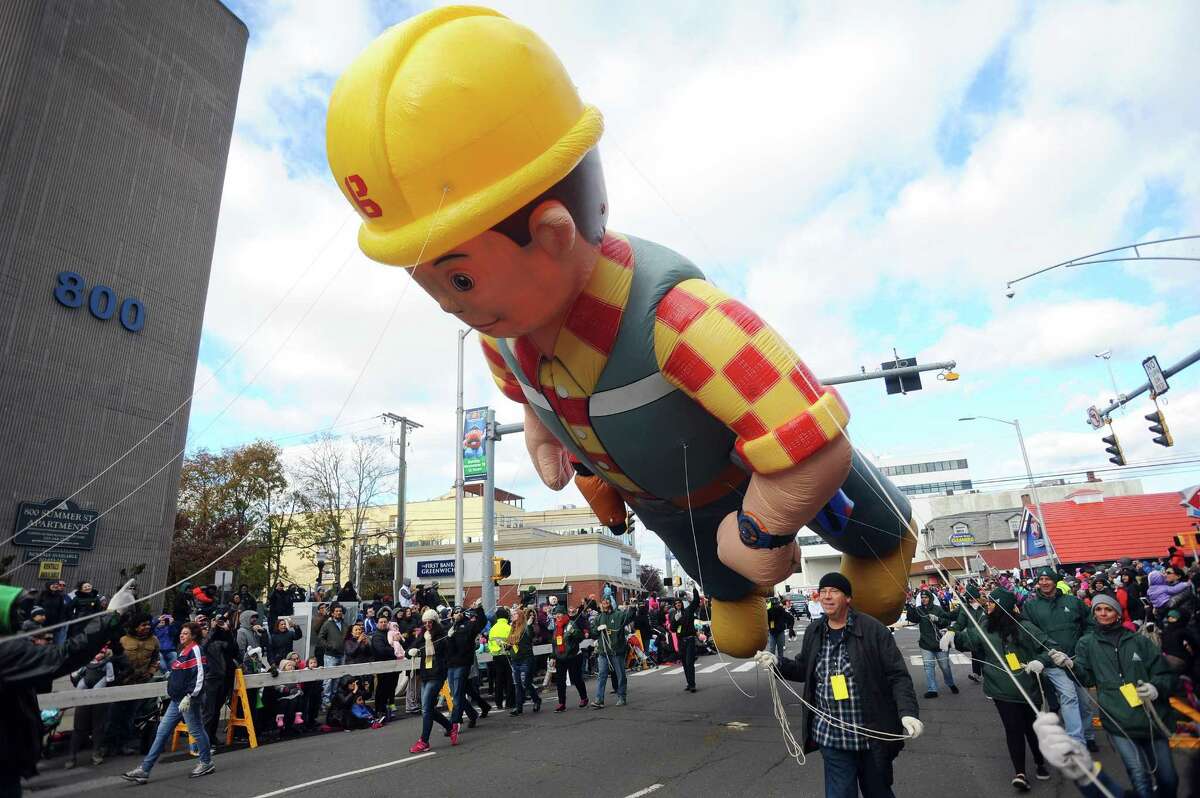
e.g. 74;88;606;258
294;433;347;585
343;435;389;586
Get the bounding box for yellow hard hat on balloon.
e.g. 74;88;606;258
325;5;603;267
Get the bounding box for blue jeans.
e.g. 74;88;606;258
447;665;477;724
53;625;68;646
1109;734;1176;798
920;649;955;693
820;745;894;798
323;654;343;704
511;661;540;708
767;632;787;658
141;697;210;771
1043;667;1094;744
595;650;626;703
420;675;450;742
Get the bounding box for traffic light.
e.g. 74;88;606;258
1145;403;1173;448
626;512;637;534
491;557;511;584
1102;427;1126;466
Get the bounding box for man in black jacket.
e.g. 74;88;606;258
757;573;921;798
445;603;489;733
1;581;134;797
200;616;240;748
671;589;700;692
267;583;294;627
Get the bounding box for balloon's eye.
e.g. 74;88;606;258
450;273;474;292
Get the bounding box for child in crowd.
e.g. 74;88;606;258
273;660;305;736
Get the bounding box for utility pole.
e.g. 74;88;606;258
454;329;468;606
382;412;422;603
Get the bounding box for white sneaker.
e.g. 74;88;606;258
190;761;215;778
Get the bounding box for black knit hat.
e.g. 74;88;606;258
818;572;853;598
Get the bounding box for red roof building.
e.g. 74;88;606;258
975;547;1020;571
1040;489;1196;564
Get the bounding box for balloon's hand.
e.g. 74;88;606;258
523;405;572;490
715;512;800;586
109;579;138;614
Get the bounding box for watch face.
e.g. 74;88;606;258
740;525;756;544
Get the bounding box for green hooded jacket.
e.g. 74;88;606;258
1072;626;1176;740
905;595;953;652
1021;589;1092;656
957;618;1053;704
593;607;632;656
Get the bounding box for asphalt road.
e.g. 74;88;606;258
24;625;1195;797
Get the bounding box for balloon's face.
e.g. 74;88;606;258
407;220;584;339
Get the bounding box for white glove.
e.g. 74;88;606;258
901;716;924;739
108;579;138;614
1024;659;1044;675
753;650;778;670
1136;682;1158;702
1049;650;1073;669
597;624;608;631
1033;712;1092;781
408;648;420;658
938;630;954;652
178;695;191;713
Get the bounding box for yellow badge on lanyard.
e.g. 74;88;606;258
1119;683;1141;708
831;674;849;701
556;635;563;646
1005;653;1021;671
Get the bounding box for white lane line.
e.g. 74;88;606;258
662;667;685;675
247;752;436;798
699;662;728;673
629;667;661;677
623;784;664;798
733;661;758;672
909;654;971;665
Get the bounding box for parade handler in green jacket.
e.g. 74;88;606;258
956;588;1054;791
591;597;633;708
1068;594;1178;798
1023;566;1097;751
950;583;986;684
905;590;957;699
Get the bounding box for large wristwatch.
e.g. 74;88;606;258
737;510;797;549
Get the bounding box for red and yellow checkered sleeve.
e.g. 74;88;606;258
479;335;527;405
653;279;849;474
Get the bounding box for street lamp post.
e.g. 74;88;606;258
958;415;1057;567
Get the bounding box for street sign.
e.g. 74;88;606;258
1182;485;1200;519
1086;406;1104;429
881;357;922;395
1143;355;1169;397
215;570;233;588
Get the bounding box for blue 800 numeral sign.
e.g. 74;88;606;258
54;272;145;332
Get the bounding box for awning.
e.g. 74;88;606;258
977;548;1019;570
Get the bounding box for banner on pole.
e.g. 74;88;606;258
463;406;488;483
1019;507;1050;568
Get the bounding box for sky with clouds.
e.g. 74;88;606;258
190;0;1200;572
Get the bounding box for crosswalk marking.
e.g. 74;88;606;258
662;667;685;675
698;662;728;674
908;654;971;666
733;661;758;672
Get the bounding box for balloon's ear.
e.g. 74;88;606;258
529;200;577;259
